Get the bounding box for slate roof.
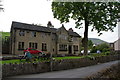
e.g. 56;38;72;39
11;21;81;37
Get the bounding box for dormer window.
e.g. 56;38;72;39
31;31;36;37
19;30;25;36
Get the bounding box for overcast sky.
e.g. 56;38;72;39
0;0;119;43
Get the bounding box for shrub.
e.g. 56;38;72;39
83;55;95;60
91;43;111;53
103;51;110;55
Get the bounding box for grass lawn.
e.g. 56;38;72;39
0;53;107;64
0;58;49;64
1;59;26;64
54;56;82;60
0;56;83;64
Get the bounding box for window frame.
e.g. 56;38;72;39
73;45;78;51
19;30;25;36
59;44;67;51
29;42;38;49
18;42;24;50
42;43;47;51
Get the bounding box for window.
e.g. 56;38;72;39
52;35;56;41
41;33;48;38
73;45;78;51
19;30;25;36
31;31;36;37
59;34;67;40
59;44;67;51
73;37;77;41
29;42;37;49
42;43;47;51
18;42;24;50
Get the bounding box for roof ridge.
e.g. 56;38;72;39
11;21;81;37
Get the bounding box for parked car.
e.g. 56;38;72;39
23;48;50;60
23;48;43;55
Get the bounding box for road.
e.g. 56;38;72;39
8;60;119;78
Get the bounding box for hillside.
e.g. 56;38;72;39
0;32;10;39
88;38;108;45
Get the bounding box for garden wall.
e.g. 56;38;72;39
2;54;120;77
87;62;120;79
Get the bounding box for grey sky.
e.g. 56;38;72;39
0;0;119;43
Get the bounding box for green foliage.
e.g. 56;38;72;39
82;55;95;60
52;2;119;34
91;46;97;53
97;43;110;52
88;40;93;49
91;43;111;53
52;2;120;55
0;32;10;39
103;51;111;55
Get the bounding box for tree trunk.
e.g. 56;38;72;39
83;19;89;55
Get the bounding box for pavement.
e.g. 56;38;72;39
7;60;119;78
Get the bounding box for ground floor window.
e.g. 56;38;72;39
29;42;37;49
18;42;24;50
42;43;47;51
59;44;67;51
73;45;78;51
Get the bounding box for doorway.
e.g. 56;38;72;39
68;45;72;54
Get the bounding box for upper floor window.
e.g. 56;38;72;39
59;34;67;40
68;36;73;42
19;30;25;36
73;37;78;41
59;44;67;51
18;42;24;50
31;31;36;37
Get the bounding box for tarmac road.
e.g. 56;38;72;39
8;60;119;78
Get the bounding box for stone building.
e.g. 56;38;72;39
110;38;120;51
10;21;82;55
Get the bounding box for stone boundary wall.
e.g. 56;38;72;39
2;54;120;77
87;61;120;79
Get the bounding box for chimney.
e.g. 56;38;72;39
68;28;74;32
47;21;54;28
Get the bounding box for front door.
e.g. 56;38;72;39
68;45;72;54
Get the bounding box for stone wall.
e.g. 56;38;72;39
87;61;120;79
2;54;120;77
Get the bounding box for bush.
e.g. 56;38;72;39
83;55;95;60
103;51;110;55
91;43;111;53
90;47;97;53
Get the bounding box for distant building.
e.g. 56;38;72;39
10;21;82;55
110;38;120;51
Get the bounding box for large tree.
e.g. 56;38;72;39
52;2;120;55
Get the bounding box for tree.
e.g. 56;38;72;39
88;40;93;49
91;43;110;53
52;2;120;55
